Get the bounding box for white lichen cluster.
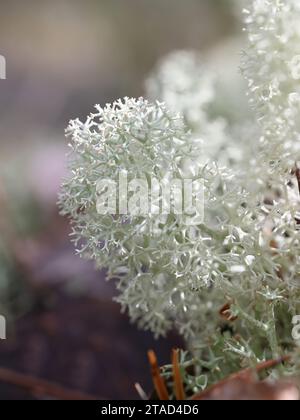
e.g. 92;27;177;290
242;0;300;291
60;0;300;387
59;97;249;338
146;51;215;130
146;50;250;167
243;0;300;174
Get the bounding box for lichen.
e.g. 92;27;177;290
59;0;300;389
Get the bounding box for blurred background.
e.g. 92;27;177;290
0;0;240;399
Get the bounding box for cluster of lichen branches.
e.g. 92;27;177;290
59;0;300;391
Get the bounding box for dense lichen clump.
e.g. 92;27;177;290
59;97;249;337
60;0;300;388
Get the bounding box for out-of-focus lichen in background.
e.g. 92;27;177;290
0;0;240;399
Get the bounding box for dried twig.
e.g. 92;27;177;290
293;164;300;195
191;355;291;400
134;382;148;400
147;350;169;400
172;349;186;400
0;367;100;400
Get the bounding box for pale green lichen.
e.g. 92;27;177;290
59;0;300;389
59;97;250;338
